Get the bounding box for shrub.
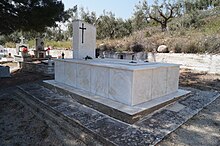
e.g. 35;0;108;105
145;31;152;37
174;43;182;53
182;42;198;53
98;44;116;52
202;36;220;53
130;42;144;53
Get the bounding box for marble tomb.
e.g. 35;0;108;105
55;58;180;106
51;20;185;107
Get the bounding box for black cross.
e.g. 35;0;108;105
79;23;86;43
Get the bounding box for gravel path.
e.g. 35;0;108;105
158;94;220;146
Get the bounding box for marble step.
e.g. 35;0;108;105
16;82;220;146
42;80;190;124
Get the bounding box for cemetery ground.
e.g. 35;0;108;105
0;64;220;145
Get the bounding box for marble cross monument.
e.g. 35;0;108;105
73;20;96;59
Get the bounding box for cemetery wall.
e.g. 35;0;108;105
148;53;220;74
4;48;220;74
49;50;72;58
4;48;73;58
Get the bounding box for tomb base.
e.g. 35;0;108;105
44;80;190;124
34;50;47;59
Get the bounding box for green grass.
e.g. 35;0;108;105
44;40;72;49
201;16;220;34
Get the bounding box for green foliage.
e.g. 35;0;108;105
202;16;220;34
201;36;220;53
182;11;205;28
0;0;66;35
135;0;181;32
45;40;72;49
132;1;148;31
80;8;97;25
180;0;220;13
96;11;132;39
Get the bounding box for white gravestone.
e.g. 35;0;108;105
73;20;96;59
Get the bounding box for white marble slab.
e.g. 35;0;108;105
152;67;167;99
64;63;77;87
132;69;153;105
55;59;180;106
55;61;65;83
167;66;179;93
76;64;91;92
55;58;178;71
109;69;133;105
91;66;109;98
73;20;96;59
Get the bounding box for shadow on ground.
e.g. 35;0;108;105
159;92;220;146
0;69;53;89
180;69;220;91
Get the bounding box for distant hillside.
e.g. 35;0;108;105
97;7;220;54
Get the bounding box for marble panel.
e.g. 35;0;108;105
76;64;91;92
167;66;179;94
91;66;109;98
152;67;167;99
55;61;65;83
109;69;133;105
64;62;77;87
132;69;153;105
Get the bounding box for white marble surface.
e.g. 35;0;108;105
76;64;91;92
73;20;96;59
55;58;178;71
109;69;133;105
45;80;190;115
167;66;179;93
54;59;180;106
152;67;167;99
64;63;77;87
91;66;109;97
132;69;153;105
55;61;64;83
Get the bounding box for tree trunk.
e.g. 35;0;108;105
161;22;167;32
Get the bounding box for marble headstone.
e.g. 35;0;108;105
35;38;46;58
36;38;44;51
73;20;96;59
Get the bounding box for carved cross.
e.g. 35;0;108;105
20;36;25;44
79;23;86;43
